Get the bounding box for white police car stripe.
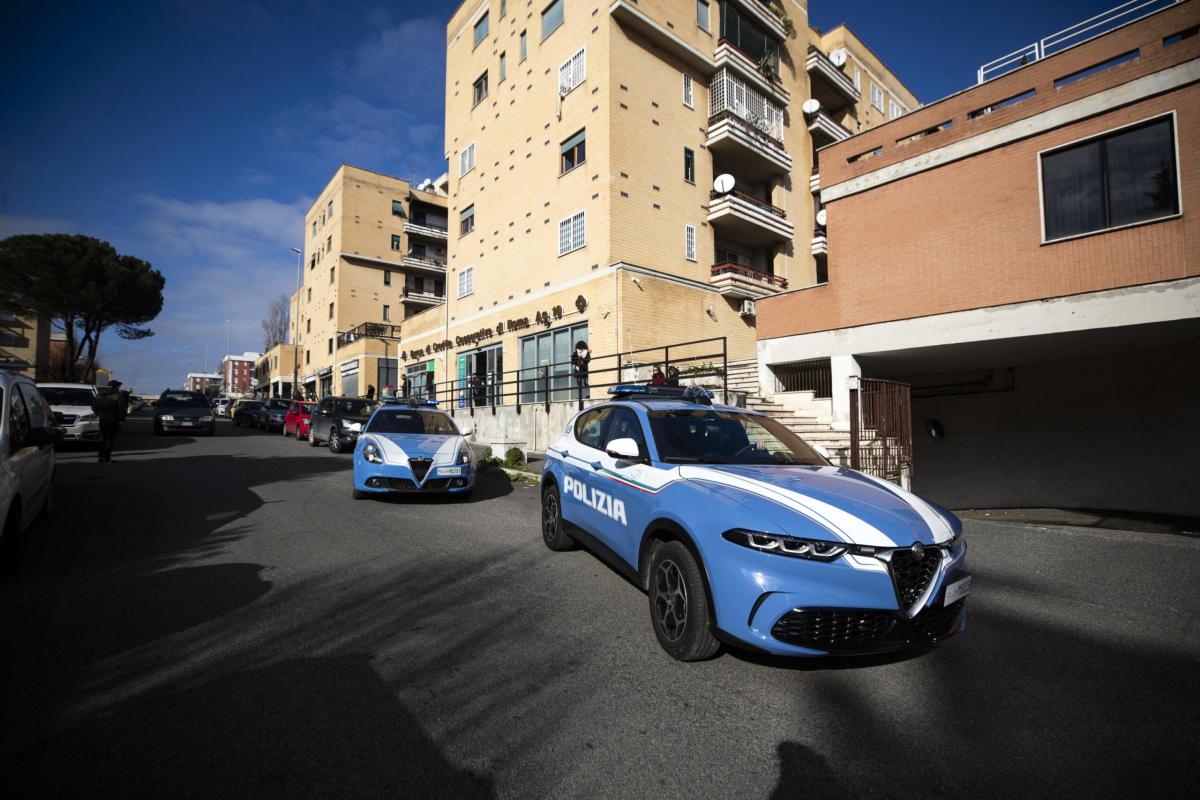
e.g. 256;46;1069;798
851;471;955;544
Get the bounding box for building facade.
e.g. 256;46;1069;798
0;313;50;379
385;0;913;406
220;352;259;397
185;373;223;394
291;165;448;399
756;0;1200;515
253;344;297;398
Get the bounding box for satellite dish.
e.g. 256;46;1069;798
830;48;847;68
801;98;821;116
815;209;827;227
713;174;735;194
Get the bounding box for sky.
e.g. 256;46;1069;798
0;0;1118;392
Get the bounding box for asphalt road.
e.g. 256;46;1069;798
2;413;1198;799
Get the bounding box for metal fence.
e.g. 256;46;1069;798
850;377;913;487
771;358;832;398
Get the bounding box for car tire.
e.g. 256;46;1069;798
328;428;343;454
540;483;577;551
647;540;720;662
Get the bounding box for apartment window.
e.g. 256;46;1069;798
306;319;311;333
328;302;334;319
307;287;311;301
458;266;475;298
682;73;694;108
560;129;585;174
520;30;527;61
696;0;709;32
391;234;402;251
311;220;316;237
558;210;586;255
329;266;335;283
870;83;883;112
473;11;489;47
326;235;332;253
685;224;697;261
459;141;476;177
327;200;333;219
889;100;901;120
500;0;507;17
383;305;390;321
559;47;585;95
542;0;563;39
384;270;392;286
328;339;333;355
460;205;476;236
306;350;310;365
684;147;695;183
1041;115;1179;242
500;51;507;82
473;71;489;106
853;67;861;90
391;199;404;216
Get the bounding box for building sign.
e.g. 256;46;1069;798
317;366;333;377
402;297;584;361
339;359;359;375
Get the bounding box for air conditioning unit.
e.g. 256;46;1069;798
739;299;757;317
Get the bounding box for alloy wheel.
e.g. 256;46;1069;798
653;559;688;642
542;492;560;543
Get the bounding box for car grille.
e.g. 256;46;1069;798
55;413;78;425
889;546;942;609
367;477;451;492
771;609;895;650
409;458;433;481
910;600;964;641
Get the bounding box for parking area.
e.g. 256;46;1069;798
2;413;1198;797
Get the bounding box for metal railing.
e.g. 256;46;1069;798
711;262;788;288
337;322;401;349
771;358;831;398
976;0;1181;83
403;253;447;268
709;68;786;143
710;188;788;219
416;336;729;415
850;377;913;486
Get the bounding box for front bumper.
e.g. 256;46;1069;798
264;416;286;430
159;419;214;433
353;459;475;494
57;421;101;441
705;536;970;657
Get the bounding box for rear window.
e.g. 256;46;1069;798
367;410;459;435
266;399;290;410
159;392;209;408
332;398;378;416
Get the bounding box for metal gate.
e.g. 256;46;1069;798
849;377;914;488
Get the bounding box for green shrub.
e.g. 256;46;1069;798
504;447;526;468
477;446;501;469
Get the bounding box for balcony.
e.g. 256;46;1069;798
402;288;445;307
811;230;828;256
714;39;789;105
708;189;794;246
809;171;820;193
707;69;791;180
401;253;447;274
403;221;448;241
806;47;860;108
807;108;854;148
710;262;788;300
732;0;790;41
337;322;401;349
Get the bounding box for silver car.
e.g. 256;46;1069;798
37;383;101;444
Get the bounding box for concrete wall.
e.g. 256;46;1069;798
448;397;584;457
911;342;1200;517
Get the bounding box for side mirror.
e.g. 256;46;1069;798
813;444;831;460
26;427;65;447
605;437;641;461
459;424;474;437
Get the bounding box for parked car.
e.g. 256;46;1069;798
37;383;100;445
540;384;970;662
2;371;61;559
256;398;291;432
232;400;262;426
283;401;315;439
352;399;475;498
308;396;379;453
215;397;232;417
154;390;216;436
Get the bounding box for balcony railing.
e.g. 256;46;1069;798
709;68;785;144
806;47;860;104
710;188;788;219
402;288;445;304
403;221;448;239
711;262;788;288
714;39;788;103
337;322;401;349
402;253;448;272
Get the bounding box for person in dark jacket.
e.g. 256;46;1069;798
92;379;125;462
365;384;376;401
570;341;591;399
666;365;681;387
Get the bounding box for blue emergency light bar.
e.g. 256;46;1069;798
607;385;714;404
383;396;440;406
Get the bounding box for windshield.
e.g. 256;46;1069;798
159;392;210;408
331;399;379;417
265;399;290;410
647;409;827;466
367;409;459;435
39;387;95;406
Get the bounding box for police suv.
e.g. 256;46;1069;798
541;385;970;661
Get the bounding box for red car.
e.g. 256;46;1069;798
283;401;315;439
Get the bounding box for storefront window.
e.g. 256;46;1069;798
520;322;588;403
405;360;436;400
378;358;398;397
456;343;504;408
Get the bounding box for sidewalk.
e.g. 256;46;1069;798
955;508;1200;536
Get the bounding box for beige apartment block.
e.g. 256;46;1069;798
0;313;50;379
389;0;914;402
292;164;448;399
253;343;298;398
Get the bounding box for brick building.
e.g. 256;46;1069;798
220;352;258;397
756;0;1200;515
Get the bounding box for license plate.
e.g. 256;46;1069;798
182;421;196;427
439;466;464;476
945;575;972;606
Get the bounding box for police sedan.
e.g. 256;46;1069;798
540;385;970;661
352;399;475;499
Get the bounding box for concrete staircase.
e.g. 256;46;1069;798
723;360;853;466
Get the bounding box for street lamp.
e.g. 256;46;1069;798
290;246;302;400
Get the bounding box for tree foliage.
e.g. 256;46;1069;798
261;295;290;351
0;234;165;382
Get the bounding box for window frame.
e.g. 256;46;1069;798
459;141;477;177
384;270;392;286
541;0;564;41
560;128;586;175
520;30;527;61
473;11;490;48
558;209;586;256
683;147;695;184
684;224;697;261
390;234;402;251
1038;111;1182;244
383;304;390;321
696;0;710;33
870;83;883;112
682;73;694;108
460;205;476;236
458;266;475;298
499;51;507;82
472;70;489;107
559;47;585;96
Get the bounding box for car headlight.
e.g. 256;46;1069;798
722;529;848;562
160;415;175;421
342;421;361;432
363;443;383;464
78;413;98;422
200;416;214;422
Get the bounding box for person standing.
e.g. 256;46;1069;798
650;365;666;386
571;341;591;399
92;379;125;462
365;384;376;401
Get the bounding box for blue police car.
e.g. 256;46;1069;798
352;398;475;499
541;385;970;661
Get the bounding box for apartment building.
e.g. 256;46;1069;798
184;373;222;394
391;0;913;403
756;0;1200;515
253;344;297;398
0;313;49;378
291;164;449;399
220;352;259;396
